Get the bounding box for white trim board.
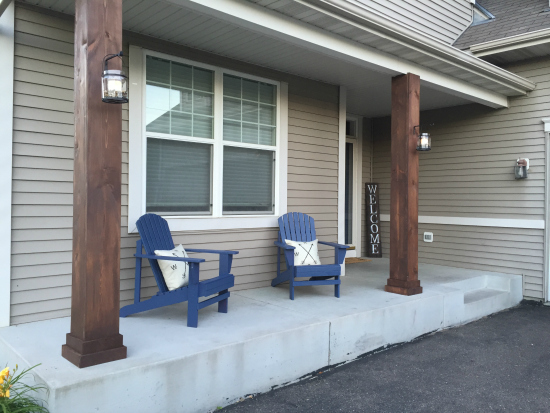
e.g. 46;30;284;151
0;1;14;328
542;118;550;302
128;46;288;233
379;215;545;230
337;87;346;245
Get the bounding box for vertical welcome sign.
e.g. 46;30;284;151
366;183;382;257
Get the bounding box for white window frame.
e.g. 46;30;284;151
128;46;288;233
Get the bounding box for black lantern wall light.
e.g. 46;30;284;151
515;158;529;179
413;125;432;151
102;51;128;104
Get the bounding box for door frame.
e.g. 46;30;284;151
345;114;363;257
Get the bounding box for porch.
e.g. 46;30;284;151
0;259;522;413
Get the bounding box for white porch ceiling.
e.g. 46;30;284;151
19;0;524;117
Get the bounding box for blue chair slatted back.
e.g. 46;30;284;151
136;213;175;293
278;212;316;243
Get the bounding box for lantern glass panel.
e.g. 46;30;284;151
102;70;128;103
515;166;528;179
416;132;431;151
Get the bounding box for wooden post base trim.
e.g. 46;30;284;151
64;333;124;355
384;285;423;296
385;278;421;289
62;344;127;369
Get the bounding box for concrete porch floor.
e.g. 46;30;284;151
0;259;522;413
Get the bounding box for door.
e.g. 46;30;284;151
345;116;362;257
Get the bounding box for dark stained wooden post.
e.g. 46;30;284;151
62;0;127;368
384;73;423;296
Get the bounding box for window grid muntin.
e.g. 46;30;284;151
222;74;276;147
145;56;214;140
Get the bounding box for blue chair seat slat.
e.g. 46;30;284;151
199;275;235;297
121;213;237;327
293;280;339;287
272;212;348;300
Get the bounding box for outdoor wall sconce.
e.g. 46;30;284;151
414;126;431;151
515;158;529;179
102;51;128;104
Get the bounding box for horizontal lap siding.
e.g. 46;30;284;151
11;6;75;325
287;86;339;258
10;5;340;324
357;0;472;44
371;58;550;300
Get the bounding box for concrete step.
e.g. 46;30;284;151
463;288;511;323
445;275;488;293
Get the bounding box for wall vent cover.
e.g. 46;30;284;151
423;232;433;243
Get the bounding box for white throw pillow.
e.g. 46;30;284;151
154;244;189;290
285;239;321;266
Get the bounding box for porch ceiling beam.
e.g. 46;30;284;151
62;0;127;368
167;0;512;108
385;73;422;296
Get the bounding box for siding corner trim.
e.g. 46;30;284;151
542;118;550;302
0;1;14;328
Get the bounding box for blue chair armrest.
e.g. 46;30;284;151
184;249;238;275
318;241;348;249
134;253;206;264
318;241;348;265
185;248;239;255
275;241;295;267
274;241;295;250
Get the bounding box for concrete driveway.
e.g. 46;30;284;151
222;302;550;413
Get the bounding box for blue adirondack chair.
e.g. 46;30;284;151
120;214;238;327
271;212;348;299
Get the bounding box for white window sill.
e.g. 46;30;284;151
128;215;280;233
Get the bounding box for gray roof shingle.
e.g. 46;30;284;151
453;0;550;50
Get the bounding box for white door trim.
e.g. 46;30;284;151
338;87;346;245
0;1;14;328
345;114;363;257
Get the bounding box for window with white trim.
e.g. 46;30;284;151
143;54;279;218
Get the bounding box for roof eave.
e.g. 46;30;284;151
299;0;536;94
470;28;550;57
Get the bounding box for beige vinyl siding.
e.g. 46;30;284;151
10;5;340;324
370;57;550;300
357;0;472;44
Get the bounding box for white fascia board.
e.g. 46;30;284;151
470;28;550;57
0;0;14;328
166;0;510;108
307;0;534;94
